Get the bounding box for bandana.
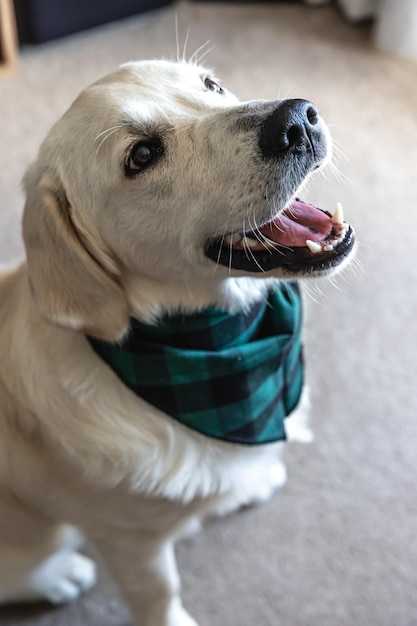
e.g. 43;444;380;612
87;283;304;445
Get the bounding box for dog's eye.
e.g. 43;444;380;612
203;76;224;95
126;140;162;176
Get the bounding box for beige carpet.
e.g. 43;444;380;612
1;2;417;625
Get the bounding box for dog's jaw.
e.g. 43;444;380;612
204;199;355;277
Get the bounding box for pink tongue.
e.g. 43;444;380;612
259;200;333;247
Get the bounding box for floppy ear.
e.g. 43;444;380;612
22;167;130;341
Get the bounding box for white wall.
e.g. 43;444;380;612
337;0;417;60
337;0;378;21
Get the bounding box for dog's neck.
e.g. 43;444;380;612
87;282;304;445
123;272;278;326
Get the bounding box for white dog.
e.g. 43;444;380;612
0;60;354;625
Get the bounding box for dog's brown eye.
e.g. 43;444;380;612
204;77;224;95
126;140;162;176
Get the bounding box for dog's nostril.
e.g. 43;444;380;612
287;125;305;151
307;105;319;125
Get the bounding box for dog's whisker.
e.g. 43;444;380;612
250;216;289;256
225;211;238;276
326;272;344;292
343;251;364;281
327;160;350;185
247;214;267;247
208;210;236;275
188;40;211;66
194;44;217;66
286;205;299;221
266;199;286;235
211;233;226;274
94;124;127;142
331;138;348;160
94;126;126;158
95;131;121;158
260;197;297;255
274;86;292;102
182;26;191;63
265;191;281;221
174;14;180;63
241;219;266;273
325;128;349;160
243;240;266;273
304;280;330;305
228;242;233;275
256;196;284;249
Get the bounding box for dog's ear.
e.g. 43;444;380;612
22;166;130;341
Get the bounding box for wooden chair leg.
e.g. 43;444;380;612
0;0;18;76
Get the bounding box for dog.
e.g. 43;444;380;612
0;60;354;625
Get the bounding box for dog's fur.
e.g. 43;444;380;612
0;60;341;625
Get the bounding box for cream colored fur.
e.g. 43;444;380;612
0;60;334;626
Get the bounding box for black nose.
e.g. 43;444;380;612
259;99;321;156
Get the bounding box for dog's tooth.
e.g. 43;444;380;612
324;244;334;252
331;202;344;225
245;237;260;249
306;239;322;254
224;233;242;245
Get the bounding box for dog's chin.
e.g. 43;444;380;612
204;198;355;277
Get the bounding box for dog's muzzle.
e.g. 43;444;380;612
204;99;355;276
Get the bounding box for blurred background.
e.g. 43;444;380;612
1;1;417;625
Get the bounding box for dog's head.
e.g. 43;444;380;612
22;60;354;340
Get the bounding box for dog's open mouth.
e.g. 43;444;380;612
204;199;355;274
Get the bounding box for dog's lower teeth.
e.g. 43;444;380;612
225;233;242;245
245;237;260;249
306;240;322;254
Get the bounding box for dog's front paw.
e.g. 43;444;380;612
245;461;287;506
28;551;97;605
285;414;314;443
213;460;287;517
166;601;199;626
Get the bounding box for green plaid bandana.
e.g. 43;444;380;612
87;283;304;445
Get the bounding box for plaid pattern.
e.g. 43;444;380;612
87;283;304;445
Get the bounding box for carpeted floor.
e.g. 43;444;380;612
1;2;417;625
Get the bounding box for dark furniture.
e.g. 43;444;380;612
13;0;175;44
